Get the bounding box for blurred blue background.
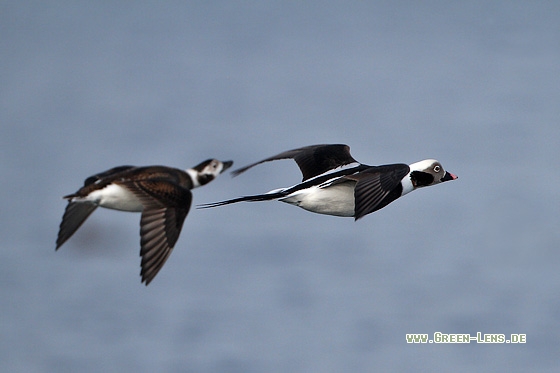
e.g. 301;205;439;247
1;1;559;372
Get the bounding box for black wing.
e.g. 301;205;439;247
83;165;136;186
57;167;136;248
56;202;98;249
348;164;410;220
120;179;192;285
232;144;358;181
138;205;189;285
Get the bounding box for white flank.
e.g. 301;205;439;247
78;184;144;212
279;181;355;217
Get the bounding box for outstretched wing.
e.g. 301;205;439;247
138;205;189;285
232;144;358;181
120;179;192;285
347;164;410;220
56;202;98;249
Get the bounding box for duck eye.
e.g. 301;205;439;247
434;165;441;172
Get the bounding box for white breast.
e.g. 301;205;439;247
77;184;144;212
400;173;414;196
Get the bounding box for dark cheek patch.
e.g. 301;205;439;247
198;175;215;186
410;171;434;187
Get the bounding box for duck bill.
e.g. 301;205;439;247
221;160;234;173
441;171;458;182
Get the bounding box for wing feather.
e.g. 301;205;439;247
56;202;98;249
119;179;192;285
232;144;358;181
350;164;410;220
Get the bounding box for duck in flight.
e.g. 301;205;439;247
56;159;233;285
198;144;456;220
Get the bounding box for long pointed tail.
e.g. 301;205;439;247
197;191;286;209
56;202;98;249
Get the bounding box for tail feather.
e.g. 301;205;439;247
197;191;286;209
56;202;98;249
